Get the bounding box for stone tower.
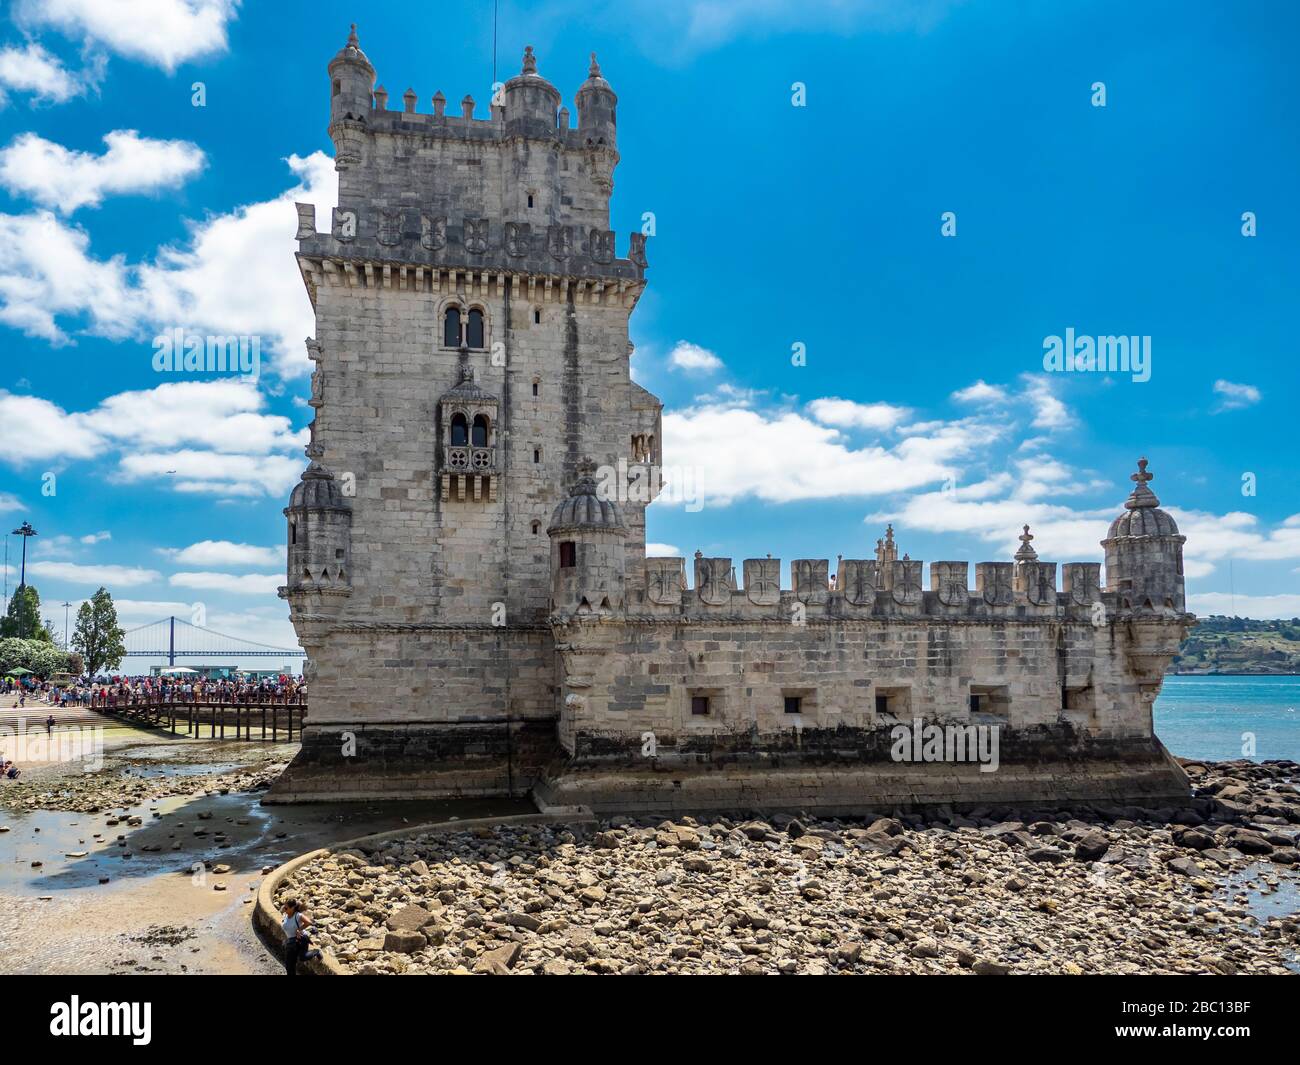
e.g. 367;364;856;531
276;29;661;799
1101;457;1187;614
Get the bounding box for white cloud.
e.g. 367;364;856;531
165;539;281;568
28;560;161;586
0;150;336;371
79;530;110;544
806;397;910;431
1212;379;1260;412
169;570;282;595
0;41;82;104
668;340;723;374
0;130;205;212
645;542;681;557
1022;374;1074;429
19;0;240;72
951;379;1008;405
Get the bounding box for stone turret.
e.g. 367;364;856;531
281;439;352;612
504;45;562;139
327;24;375;168
1102;458;1187;614
548;459;627;616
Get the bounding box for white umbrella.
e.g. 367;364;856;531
159;667;198;675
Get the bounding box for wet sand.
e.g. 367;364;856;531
0;718;529;974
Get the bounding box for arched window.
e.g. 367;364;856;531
471;414;489;447
466;308;485;349
450;412;468;446
443;306;461;348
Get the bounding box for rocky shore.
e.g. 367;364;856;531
275;758;1300;975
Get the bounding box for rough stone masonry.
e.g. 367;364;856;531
272;27;1195;812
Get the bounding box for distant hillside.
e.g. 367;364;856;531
1170;616;1300;675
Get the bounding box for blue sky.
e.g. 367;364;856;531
0;0;1296;667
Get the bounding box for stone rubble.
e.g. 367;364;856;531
276;758;1300;975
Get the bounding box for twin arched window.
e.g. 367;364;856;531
450;412;489;447
443;305;485;349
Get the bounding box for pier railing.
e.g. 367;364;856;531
91;693;306;741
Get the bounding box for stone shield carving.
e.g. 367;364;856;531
332;207;357;242
891;560;923;606
629;232;648;267
792;559;829;605
548;224;572;260
695;556;733;606
1024;562;1058;606
1064;562;1102;606
421;213;447;250
978;562;1014;606
505;222;531;257
378;208;402;246
464;218;489;254
932;561;969;608
743;558;780;606
589;229;615;264
645;557;683;607
839;559;878;607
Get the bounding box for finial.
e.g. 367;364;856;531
589;51;602;78
522;45;537;75
695;549;703;559
347;23;359;48
885;524;894;542
1124;456;1161;509
458;362;475;384
1015;524;1038;562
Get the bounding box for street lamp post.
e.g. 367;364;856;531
62;600;73;649
11;522;37;639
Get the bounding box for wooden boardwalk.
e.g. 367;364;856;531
0;695;306;741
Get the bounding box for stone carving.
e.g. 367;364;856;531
839;559;878;607
792;559;829;605
421;213;447;250
332;207;357;242
505;222;531;257
645;557;683;607
548;224;573;260
463;217;489;254
378;208;402;246
1064;562;1102;606
977;562;1014;606
933;561;969;608
695;555;734;606
628;232;648;267
589;228;615;264
295;203;317;239
891;560;923;606
1024;562;1058;607
743;558;780;606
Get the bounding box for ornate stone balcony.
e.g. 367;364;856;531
444;445;496;473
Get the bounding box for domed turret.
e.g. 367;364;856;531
575;52;617;145
548;459;627;615
1101;458;1186;613
503;45;562;139
327;24;374;169
283;441;353;601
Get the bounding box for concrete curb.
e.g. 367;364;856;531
252;811;594;975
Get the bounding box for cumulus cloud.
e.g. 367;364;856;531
169;570;282;595
645;542;681;557
18;0;240;72
806;398;910;431
668;340;723;374
951;379;1008;405
1186;592;1300;620
28;560;161;586
1212;379;1261;412
0;41;84;104
0;150;336;371
164;539;281;568
0;130;205;212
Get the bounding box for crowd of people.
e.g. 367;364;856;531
2;672;306;708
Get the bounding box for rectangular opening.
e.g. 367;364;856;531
558;541;576;568
874;686;911;721
691;695;710;716
1062;685;1097;728
970;684;1010;722
784;695;802;715
533;448;541;463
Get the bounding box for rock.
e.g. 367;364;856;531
1074;830;1110;862
972;960;1011;975
910;937;941;959
1166;856;1202;877
1026;847;1068;864
386;904;434;932
382;930;426;954
501;912;542;932
472;942;520;974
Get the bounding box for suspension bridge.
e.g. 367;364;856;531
122;616;306;666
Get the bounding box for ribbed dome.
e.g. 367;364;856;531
288;461;347;510
549;461;626;532
329;24;373;71
1104;458;1180;540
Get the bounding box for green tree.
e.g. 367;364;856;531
1;585;52;641
72;587;126;677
